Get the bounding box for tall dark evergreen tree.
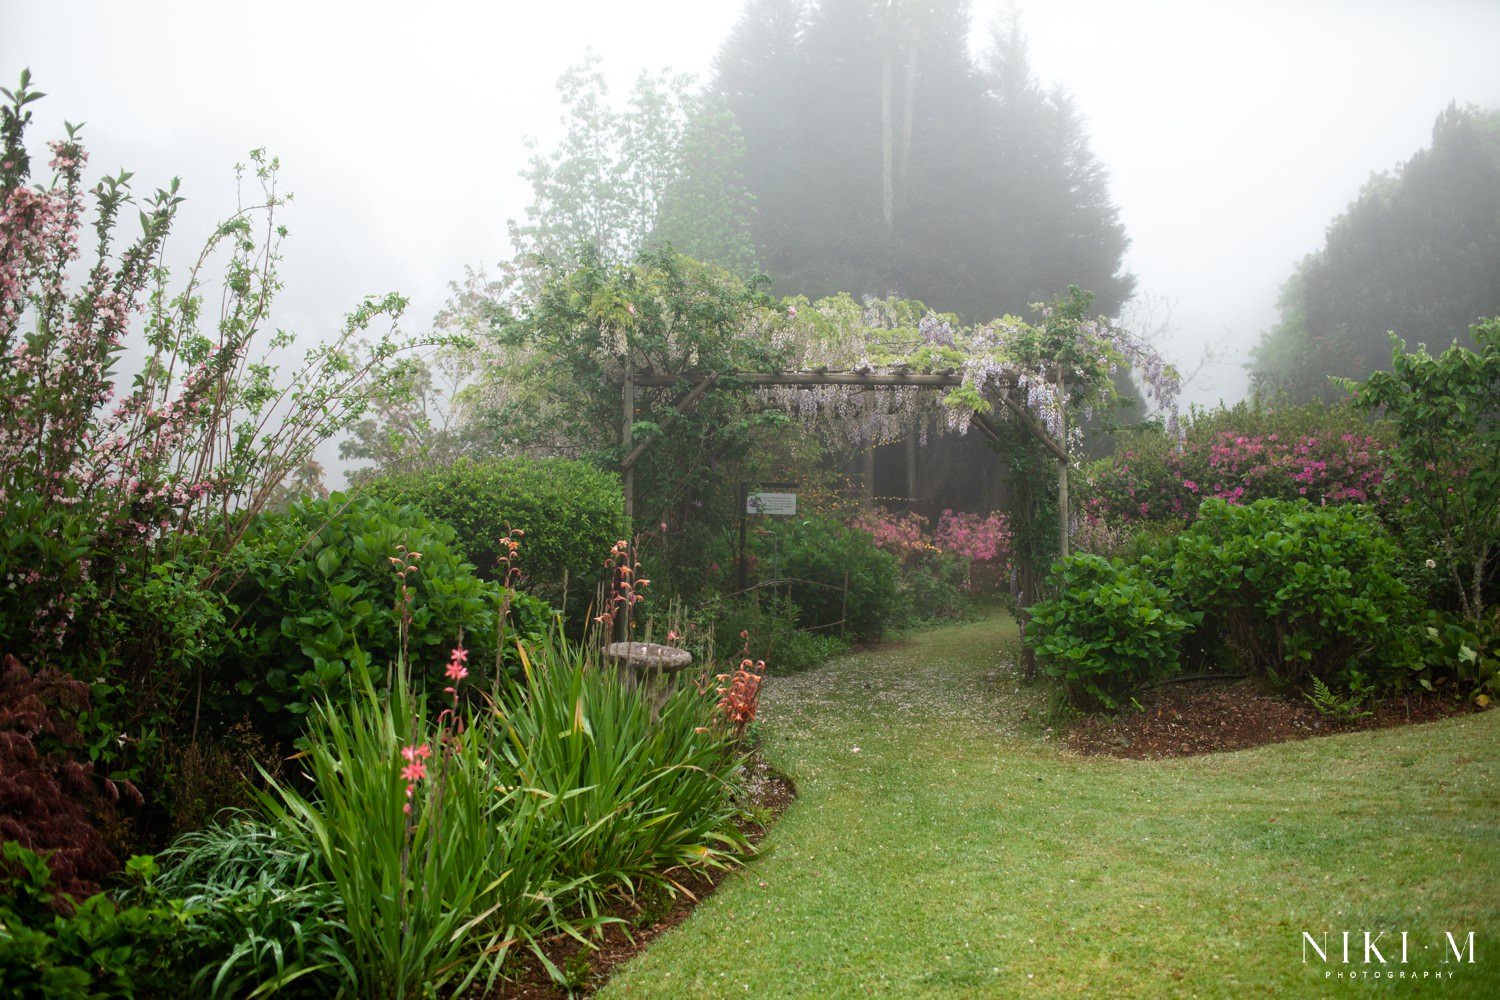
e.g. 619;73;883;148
698;1;1135;324
690;1;1141;516
1252;104;1500;402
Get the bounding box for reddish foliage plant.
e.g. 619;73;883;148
0;654;123;904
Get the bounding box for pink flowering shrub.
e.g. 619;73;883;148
0;75;449;847
850;506;1012;600
846;508;959;622
1;74;427;673
1080;400;1390;529
849;508;931;563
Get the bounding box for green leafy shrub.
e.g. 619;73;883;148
360;457;626;625
0;843;195;998
1026;552;1198;711
1416;609;1500;706
1344;321;1500;625
892;549;972;626
707;594;847;675
752;516;899;642
1167;498;1417;689
211;493;510;743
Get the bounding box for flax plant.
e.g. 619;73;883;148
496;636;749;922
255;650;564;998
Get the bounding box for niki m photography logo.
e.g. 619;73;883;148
1302;928;1479;982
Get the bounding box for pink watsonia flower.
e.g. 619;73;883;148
401;759;428;783
445;645;469;683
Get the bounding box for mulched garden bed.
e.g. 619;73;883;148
1067;676;1484;759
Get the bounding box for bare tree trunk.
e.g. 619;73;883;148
897;31;919;189
862;443;876;511
881;46;894;235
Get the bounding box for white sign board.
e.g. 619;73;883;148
746;492;797;516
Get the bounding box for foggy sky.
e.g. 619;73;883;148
5;0;1499;411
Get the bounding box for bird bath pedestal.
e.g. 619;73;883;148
604;642;693;719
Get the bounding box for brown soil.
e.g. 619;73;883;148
1067;676;1482;759
475;752;795;999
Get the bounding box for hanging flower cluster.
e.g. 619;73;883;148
754;288;1180;462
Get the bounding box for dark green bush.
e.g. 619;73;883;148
1167;498;1417;689
1026;552;1198;711
0;844;195;999
892;550;972;627
360;457;626;625
1416;609;1500;705
211;494;511;744
707;594;847;675
751;516;900;643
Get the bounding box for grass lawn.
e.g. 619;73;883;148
600;608;1499;998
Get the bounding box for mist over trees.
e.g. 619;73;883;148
1252;103;1500;402
701;0;1135;323
353;0;1143;517
506;56;759;278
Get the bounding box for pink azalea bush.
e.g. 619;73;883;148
850;506;1012;598
1081;401;1390;529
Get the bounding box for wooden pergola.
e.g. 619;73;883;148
615;366;1073;558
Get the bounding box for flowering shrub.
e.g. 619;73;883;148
0;74;437;809
594;538;649;638
1080;400;1388;529
932;509;1010;562
850;508;931;563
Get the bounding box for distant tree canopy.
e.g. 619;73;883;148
1251;103;1500;402
700;0;1135;323
508;55;760;281
384;2;1143;514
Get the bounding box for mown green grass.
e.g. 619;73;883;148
601;609;1500;998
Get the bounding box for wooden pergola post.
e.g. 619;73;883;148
614;367;1074;594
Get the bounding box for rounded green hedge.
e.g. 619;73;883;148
360;458;627;624
211;494;510;744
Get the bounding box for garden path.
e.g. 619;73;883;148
595;608;1499;998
